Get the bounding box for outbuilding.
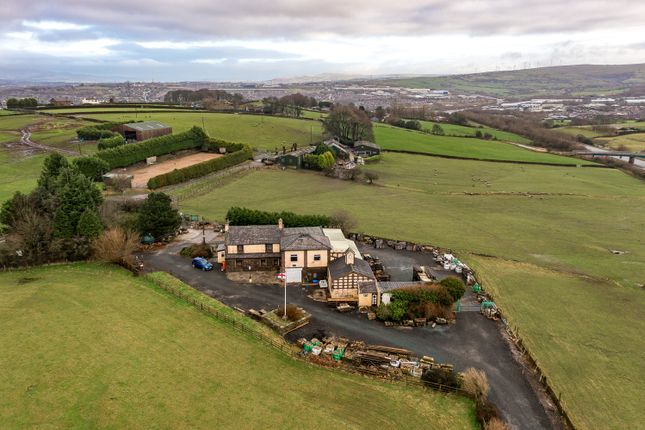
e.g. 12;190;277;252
351;141;381;158
116;121;172;141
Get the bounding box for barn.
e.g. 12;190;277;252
116;121;172;141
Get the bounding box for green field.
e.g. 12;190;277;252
594;133;645;152
0;150;45;203
414;119;531;144
0;110;18;116
555;126;605;139
171;152;645;429
0;263;475;429
78;112;324;151
39;107;192;114
374;124;593;164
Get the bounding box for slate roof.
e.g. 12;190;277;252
281;227;331;251
358;280;378;293
377;281;424;293
353;140;380;150
226;225;281;245
328;256;375;280
123;121;171;131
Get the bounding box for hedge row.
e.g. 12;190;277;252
96;126;208;169
77;126;118;140
147;146;252;189
226;207;333;227
205;137;245;153
97;134;126;150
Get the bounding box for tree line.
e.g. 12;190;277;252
6;98;38;109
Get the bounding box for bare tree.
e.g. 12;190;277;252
332;209;358;234
364;170;379;184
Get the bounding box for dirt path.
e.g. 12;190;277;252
19;129;78;156
117;152;223;188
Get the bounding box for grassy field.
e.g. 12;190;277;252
39;107;193;114
0;150;45;203
594;133;645;152
414;119;531;144
0;263;475;429
78;112;324;151
171;152;645;429
553;126;605;139
374;124;593;164
0;110;18;116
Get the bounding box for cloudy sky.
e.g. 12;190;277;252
1;0;645;82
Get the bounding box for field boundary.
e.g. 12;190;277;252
382;148;608;167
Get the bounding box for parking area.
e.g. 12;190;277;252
143;237;558;430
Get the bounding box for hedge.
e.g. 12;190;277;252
147;146;252;189
77;126;118;140
96;126;208;169
226;207;333;227
73;156;110;181
97;134;126;150
205;137;245;153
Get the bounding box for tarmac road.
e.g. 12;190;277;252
144;241;559;430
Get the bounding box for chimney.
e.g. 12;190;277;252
224;219;229;232
278;218;284;230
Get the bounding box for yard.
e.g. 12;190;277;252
170;152;645;429
0;263;476;429
118;152;223;188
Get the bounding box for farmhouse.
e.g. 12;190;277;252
115;121;172;141
224;220;332;282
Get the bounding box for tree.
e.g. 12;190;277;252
54;168;103;238
431;124;445;135
440;277;466;302
364;170;379;184
374;106;386;121
323;105;374;144
73;156;110;181
461;368;490;403
77;208;103;239
92;227;140;264
0;191;34;228
136;192;181;239
331;209;357;234
38;153;70;191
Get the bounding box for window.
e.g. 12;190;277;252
235;259;242;267
260;259;266;266
265;244;273;253
274;259;280;266
237;245;244;253
313;254;321;261
290;254;298;262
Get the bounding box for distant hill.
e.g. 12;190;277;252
370;64;645;98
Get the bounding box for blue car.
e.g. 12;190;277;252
192;257;213;271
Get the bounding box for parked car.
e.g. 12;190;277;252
192;257;213;271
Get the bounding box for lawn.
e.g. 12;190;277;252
171;152;645;430
0;263;476;429
413;119;531;144
78;112;324;151
374;124;594;164
0;150;45;203
594;133;645;152
0;110;18;116
39;106;192;114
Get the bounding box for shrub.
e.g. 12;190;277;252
97;134;126;150
461;368;490;402
147;146;252;189
421;368;462;388
205;137;245;153
76;208;103;239
375;303;391;321
275;304;305;321
91;226;140;264
73;156;110;181
475;400;501;427
180;243;213;258
77;126;117;140
226;207;332;227
388;300;408;321
97;126;208;169
484;418;511;430
440;277;466;302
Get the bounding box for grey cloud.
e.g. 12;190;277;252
2;0;644;39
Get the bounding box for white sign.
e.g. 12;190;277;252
285;267;302;284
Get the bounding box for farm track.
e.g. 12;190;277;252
20;129;78;156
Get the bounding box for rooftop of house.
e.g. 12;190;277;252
377;281;424;293
123;121;171;131
280;227;331;251
353;140;380;149
226;225;281;245
328;255;375;280
358;280;378;294
322;228;362;258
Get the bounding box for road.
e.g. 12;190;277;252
19;129;79;156
582;144;645;168
143;239;560;430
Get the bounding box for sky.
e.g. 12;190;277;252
1;0;645;82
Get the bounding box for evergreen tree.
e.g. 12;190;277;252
77;208;103;239
136;192;181;239
54;168;103;238
38;153;70;191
